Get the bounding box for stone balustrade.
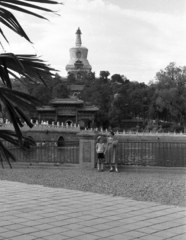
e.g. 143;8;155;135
2;120;80;132
2;120;186;136
82;128;186;136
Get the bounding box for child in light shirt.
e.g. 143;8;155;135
96;136;106;172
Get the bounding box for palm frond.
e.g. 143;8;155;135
0;0;60;42
0;0;60;167
0;87;40;141
0;8;32;42
0;129;36;167
0;27;9;43
1;0;59;13
21;1;60;4
0;141;15;168
0;87;40;108
0;53;56;87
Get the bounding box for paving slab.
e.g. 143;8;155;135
0;180;186;240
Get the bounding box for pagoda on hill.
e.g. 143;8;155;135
66;27;92;78
37;28;98;129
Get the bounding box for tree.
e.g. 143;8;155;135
109;94;131;128
82;71;95;83
67;72;76;84
32;85;52;105
0;0;59;167
99;71;110;83
111;74;124;84
154;63;186;130
127;82;148;119
81;77;112;128
108;80;150;129
52;83;69;98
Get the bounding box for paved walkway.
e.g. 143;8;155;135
0;181;186;240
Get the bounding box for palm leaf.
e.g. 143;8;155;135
0;0;60;42
0;87;41;141
0;129;36;167
0;27;9;43
1;94;24;140
0;141;14;168
0;53;53;141
0;0;60;167
1;58;12;88
1;87;40;109
0;4;49;20
0;53;56;86
7;69;29;87
1;0;58;13
20;1;60;4
0;8;32;42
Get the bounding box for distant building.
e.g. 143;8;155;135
66;27;92;78
37;28;98;129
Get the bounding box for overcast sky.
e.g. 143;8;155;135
2;0;186;83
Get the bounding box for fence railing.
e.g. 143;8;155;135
2;123;80;132
5;141;79;164
2;123;186;136
2;140;186;167
116;142;186;167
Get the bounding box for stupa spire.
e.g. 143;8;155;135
75;27;82;46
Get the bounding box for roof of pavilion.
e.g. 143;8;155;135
36;106;55;112
78;106;99;112
50;98;84;105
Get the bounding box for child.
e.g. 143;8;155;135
96;136;106;172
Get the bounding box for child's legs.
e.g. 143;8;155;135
100;159;104;170
97;159;101;170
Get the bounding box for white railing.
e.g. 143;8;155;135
2;120;186;136
115;131;186;136
83;128;186;136
1;120;80;132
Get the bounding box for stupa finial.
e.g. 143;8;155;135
75;27;82;46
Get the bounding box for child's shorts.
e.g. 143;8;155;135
97;153;105;162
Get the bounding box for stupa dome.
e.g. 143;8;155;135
66;28;92;74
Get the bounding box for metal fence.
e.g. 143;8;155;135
116;141;186;167
5;141;79;164
3;140;186;167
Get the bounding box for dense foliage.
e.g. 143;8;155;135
80;63;186;131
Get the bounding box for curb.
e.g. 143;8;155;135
10;162;186;173
118;165;186;173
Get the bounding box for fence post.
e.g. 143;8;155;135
77;131;98;168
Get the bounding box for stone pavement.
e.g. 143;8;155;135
0;181;186;240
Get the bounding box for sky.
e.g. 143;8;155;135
1;0;186;83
